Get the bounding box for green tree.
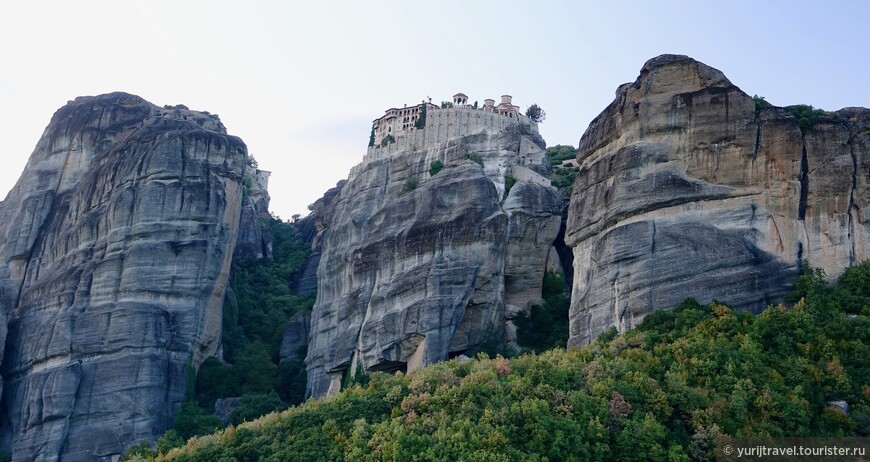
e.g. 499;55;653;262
172;402;221;440
429;160;444;176
786;104;836;133
368;126;375;147
516;271;570;352
156;430;184;455
414;103;427;129
277;350;308;404
525;103;546;123
230;392;286;425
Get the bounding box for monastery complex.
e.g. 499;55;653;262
371;92;530;147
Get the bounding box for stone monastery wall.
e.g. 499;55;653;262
350;107;537;179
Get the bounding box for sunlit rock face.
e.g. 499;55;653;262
566;54;870;347
305;123;563;398
0;93;248;461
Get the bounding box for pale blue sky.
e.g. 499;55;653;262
1;1;868;218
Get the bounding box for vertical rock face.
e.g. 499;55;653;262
233;167;272;260
566;55;870;347
0;93;247;461
306;124;562;397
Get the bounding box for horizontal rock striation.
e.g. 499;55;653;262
566;55;870;347
0;93;248;461
306;123;562;397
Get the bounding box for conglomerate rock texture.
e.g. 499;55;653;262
0;93;248;461
306;123;563;397
566;55;870;347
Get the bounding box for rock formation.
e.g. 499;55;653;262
566;55;870;347
279;310;311;360
305;122;563;397
0;93;249;461
233;167;272;260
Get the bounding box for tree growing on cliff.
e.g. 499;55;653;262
526;104;546;123
414;103;427;129
368;127;375;147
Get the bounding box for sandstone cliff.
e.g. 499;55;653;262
233;167;272;260
566;55;870;347
0;93;249;461
306;121;563;397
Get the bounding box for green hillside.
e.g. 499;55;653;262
127;262;870;461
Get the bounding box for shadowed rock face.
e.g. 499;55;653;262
566;55;870;347
0;93;248;461
305;124;562;398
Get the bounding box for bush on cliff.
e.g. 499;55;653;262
129;261;870;461
546;145;579;197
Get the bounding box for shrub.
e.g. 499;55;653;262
786;104;837;133
156;430;184;455
546;145;576;165
550;166;577;197
401;176;418;195
468;154;484;167
230;392;286;425
429;160;444;176
124;441;155;459
753;94;772;109
504;175;517;197
172;402;221;440
381;134;395;146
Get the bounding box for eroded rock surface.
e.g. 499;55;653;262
0;93;248;461
566;55;870;347
279;310;311;360
306;123;562;397
233;167;272;260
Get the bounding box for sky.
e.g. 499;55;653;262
1;1;869;219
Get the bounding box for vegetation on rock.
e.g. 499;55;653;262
786;104;839;133
127;261;870;461
546;145;579;198
429;160;443;177
516;271;570;353
401;176;418;195
415;104;427;129
504;174;516;197
752;95;772;110
526;103;546;123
